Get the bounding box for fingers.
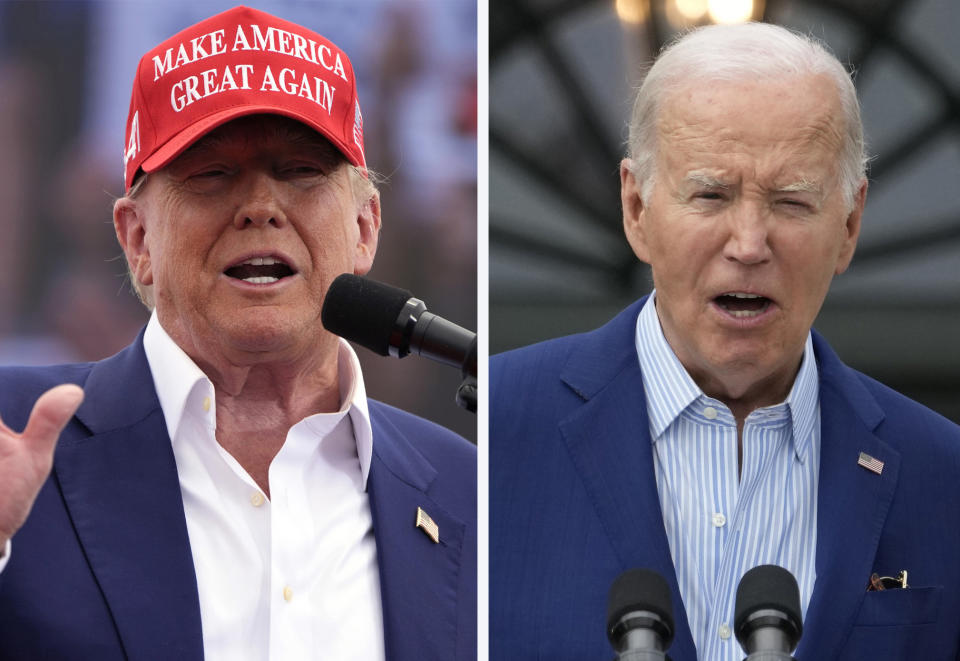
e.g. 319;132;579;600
21;385;85;451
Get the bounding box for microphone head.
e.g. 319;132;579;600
321;274;413;356
734;565;802;646
606;568;675;646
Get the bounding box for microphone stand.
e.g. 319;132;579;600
455;336;477;413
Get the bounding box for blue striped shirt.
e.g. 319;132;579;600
635;294;820;660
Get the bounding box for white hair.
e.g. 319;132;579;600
627;22;868;210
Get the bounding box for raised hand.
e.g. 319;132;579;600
0;385;84;548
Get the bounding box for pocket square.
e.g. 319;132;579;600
867;570;908;591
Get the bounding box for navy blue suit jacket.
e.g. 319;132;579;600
0;333;476;660
491;297;960;660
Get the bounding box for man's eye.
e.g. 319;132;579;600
695;192;724;201
281;164;325;177
778;199;811;210
191;168;227;179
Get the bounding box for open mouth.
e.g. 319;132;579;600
714;292;772;319
224;256;296;284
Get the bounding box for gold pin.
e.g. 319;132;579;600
415;507;440;544
857;451;884;475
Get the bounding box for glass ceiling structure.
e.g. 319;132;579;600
490;0;960;421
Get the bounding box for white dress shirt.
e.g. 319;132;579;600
144;311;385;661
635;294;820;661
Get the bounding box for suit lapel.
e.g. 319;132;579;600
57;337;204;661
557;299;697;660
797;335;900;660
367;406;468;661
554;309;903;660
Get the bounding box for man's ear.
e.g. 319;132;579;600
113;197;153;286
353;189;381;276
621;159;651;264
835;178;867;275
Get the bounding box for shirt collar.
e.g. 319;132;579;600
142;310;374;487
635;293;819;461
784;333;819;462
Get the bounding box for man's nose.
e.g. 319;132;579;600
722;204;772;265
233;172;287;229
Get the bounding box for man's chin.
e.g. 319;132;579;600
210;311;321;357
704;340;779;373
700;341;805;396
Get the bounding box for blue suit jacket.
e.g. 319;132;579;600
491;298;960;660
0;333;476;661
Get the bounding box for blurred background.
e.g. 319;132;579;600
490;0;960;422
0;0;477;441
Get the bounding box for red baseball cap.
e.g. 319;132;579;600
122;5;366;191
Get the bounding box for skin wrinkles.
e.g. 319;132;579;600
113;115;381;493
622;74;865;427
674;170;829;215
658;83;846;204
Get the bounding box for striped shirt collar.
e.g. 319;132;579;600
635;293;819;461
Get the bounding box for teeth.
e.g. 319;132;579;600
243;276;279;284
240;256;281;266
725;292;761;299
728;309;764;318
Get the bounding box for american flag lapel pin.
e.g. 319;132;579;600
416;507;440;544
858;451;884;475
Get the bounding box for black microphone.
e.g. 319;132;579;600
734;565;803;661
607;569;675;661
321;274;477;380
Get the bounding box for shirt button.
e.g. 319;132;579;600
202;396;211;412
250;491;265;507
718;623;732;640
703;406;718;420
283;586;294;602
712;512;726;527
